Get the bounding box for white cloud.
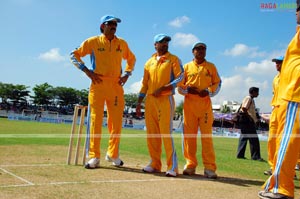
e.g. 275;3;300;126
168;16;190;28
174;92;184;104
38;48;66;62
236;59;276;77
126;73;273;113
125;79;142;94
211;75;272;113
125;54;279;113
223;43;266;58
172;33;199;47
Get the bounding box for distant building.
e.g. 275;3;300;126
212;104;221;112
222;100;241;113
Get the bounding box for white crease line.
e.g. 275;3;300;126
1;178;184;188
49;178;181;186
0;163;143;169
90;178;182;183
0;168;34;186
0;164;65;167
0;184;34;188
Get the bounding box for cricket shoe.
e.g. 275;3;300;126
182;166;196;175
258;190;293;199
142;165;160;173
105;154;124;166
264;169;272;176
166;170;177;177
204;169;217;179
84;158;100;169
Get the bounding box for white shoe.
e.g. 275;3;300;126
166;170;177;177
84;158;100;169
204;169;217;179
105;154;124;166
142;165;160;173
258;190;293;199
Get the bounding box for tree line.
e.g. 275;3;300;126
0;82;146;116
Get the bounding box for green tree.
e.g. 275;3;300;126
53;86;80;106
11;84;30;105
32;83;54;106
0;82;14;104
124;93;139;113
77;89;89;106
175;101;183;116
221;105;231;113
0;82;30;108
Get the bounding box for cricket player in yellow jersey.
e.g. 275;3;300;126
259;2;300;198
136;34;183;177
264;56;283;176
178;42;221;179
70;15;136;169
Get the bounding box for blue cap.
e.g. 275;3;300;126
153;34;171;43
192;42;207;49
272;56;284;62
100;15;121;24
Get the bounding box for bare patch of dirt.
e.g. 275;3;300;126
0;145;281;199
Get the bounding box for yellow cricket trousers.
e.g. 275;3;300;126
87;78;125;159
263;101;300;197
267;107;279;168
144;95;178;173
183;94;217;171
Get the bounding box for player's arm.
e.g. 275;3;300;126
207;65;222;97
153;57;184;96
119;41;136;86
70;43;102;84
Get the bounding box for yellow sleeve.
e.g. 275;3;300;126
122;41;136;75
70;38;93;70
207;63;221;97
170;56;184;87
177;64;188;95
139;61;150;97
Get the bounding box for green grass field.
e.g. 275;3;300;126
0;118;271;180
2;118;300;199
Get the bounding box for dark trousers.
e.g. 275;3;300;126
236;120;261;160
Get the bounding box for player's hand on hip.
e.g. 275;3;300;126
198;89;209;97
119;74;129;86
86;70;102;84
187;87;199;95
153;84;172;97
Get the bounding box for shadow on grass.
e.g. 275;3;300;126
81;163;300;189
94;165;266;187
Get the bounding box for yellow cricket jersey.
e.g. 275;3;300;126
178;60;221;97
139;52;183;96
271;74;280;106
70;34;136;77
277;30;300;103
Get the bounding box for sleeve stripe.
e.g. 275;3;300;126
70;51;86;70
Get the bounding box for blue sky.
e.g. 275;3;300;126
1;0;298;112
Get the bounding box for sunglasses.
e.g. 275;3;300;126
104;21;118;26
